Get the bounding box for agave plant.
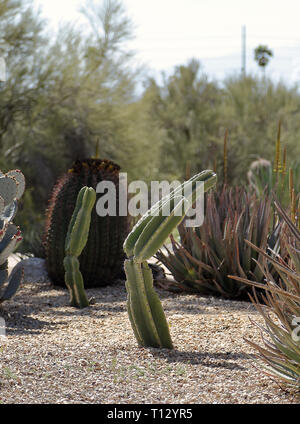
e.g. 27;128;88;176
230;201;300;389
156;185;280;299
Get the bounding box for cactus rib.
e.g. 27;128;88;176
64;255;89;308
134;196;190;262
140;261;173;349
63;186;96;308
65;187;96;257
123;170;216;256
125;258;161;347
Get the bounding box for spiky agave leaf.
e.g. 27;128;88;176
230;202;300;389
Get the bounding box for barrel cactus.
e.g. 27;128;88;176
44;158;129;287
0;169;25;303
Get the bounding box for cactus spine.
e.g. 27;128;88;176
0;169;25;303
123;170;217;348
64;186;96;308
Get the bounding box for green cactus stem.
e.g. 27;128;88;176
123;170;217;257
125;259;173;348
123;170;217;349
64;255;89;308
63;186;96;308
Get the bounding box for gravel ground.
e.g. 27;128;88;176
0;276;299;404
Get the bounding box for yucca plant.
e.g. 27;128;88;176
156;185;280;299
230;201;300;390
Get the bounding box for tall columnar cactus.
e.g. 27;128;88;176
0;169;25;303
44;159;129;287
123;170;217;349
64;186;96;308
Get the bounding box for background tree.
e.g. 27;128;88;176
254;44;273;77
0;0;48;152
140;64;300;186
220;73;300;184
1;1;300;255
1;0;147;254
140;59;223;180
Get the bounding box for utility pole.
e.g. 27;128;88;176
0;57;6;83
241;25;246;76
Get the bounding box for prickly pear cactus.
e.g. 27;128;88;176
44;159;129;288
0;169;25;303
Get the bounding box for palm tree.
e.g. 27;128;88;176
254;45;273;77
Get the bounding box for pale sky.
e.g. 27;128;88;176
34;0;300;85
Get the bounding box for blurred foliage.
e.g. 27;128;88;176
246;122;300;228
0;0;154;254
139;59;223;181
138;63;300;186
219;74;300;184
1;0;300;255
